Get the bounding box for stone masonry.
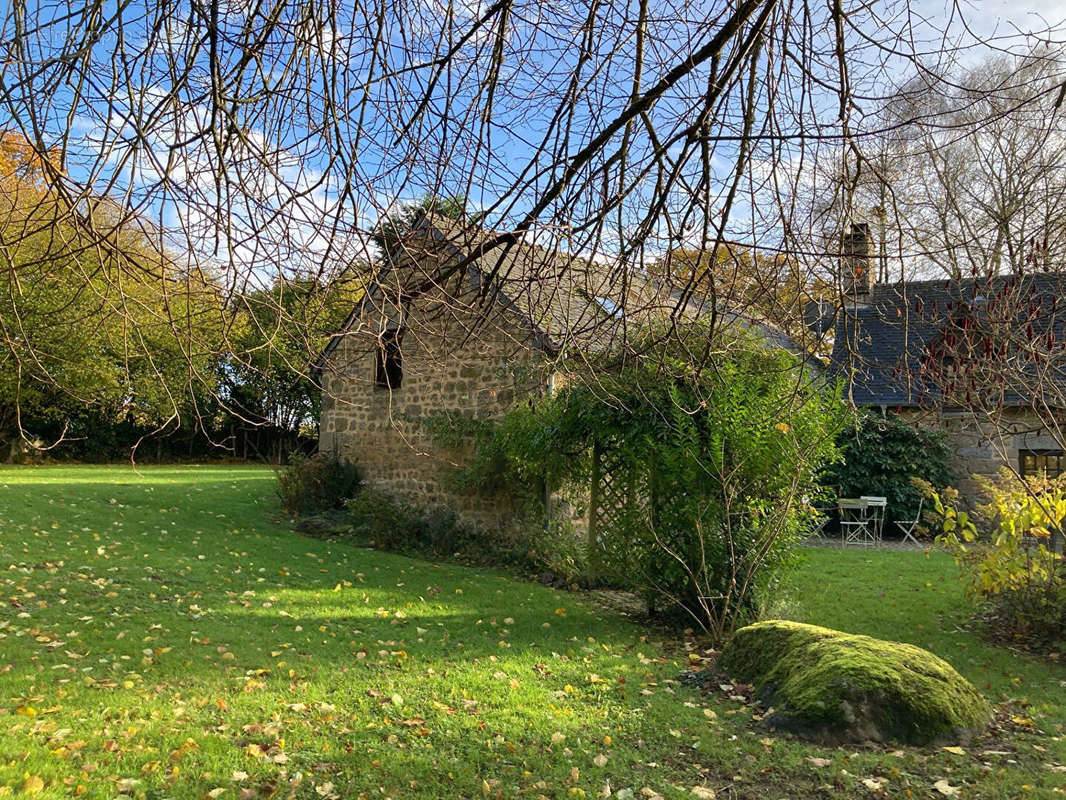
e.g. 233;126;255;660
898;407;1066;504
319;287;549;530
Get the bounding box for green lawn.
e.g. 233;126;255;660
0;466;1063;799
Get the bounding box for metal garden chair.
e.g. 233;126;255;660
894;497;925;546
838;498;875;547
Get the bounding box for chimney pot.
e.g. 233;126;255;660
842;222;874;299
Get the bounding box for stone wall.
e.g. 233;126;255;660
897;407;1066;505
319;287;549;530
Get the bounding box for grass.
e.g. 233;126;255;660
0;465;1062;799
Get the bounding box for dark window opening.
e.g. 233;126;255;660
1019;449;1065;479
375;328;403;389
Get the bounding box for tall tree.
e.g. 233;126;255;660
223;275;364;461
0;131;225;458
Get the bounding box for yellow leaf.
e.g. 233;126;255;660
934;780;960;796
21;775;45;795
941;746;966;755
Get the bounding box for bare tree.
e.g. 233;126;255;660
796;47;1066;285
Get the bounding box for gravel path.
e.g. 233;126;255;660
803;535;930;551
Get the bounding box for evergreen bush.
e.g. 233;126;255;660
275;452;362;516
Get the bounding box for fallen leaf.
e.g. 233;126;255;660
933;780;960;796
806;757;832;768
942;746;966;756
691;787;716;799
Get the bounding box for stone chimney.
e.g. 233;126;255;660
842;222;874;300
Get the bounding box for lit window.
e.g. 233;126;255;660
1019;449;1065;479
375;328;403;389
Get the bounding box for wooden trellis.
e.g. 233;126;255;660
587;441;651;575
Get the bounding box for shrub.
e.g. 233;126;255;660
825;411;954;525
275;453;362;516
344;486;573;573
445;324;846;643
918;470;1066;647
346;488;481;556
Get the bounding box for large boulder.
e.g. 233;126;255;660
720;620;990;745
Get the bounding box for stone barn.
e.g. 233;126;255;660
315;216;664;529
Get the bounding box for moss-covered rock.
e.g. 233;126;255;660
720;620;990;744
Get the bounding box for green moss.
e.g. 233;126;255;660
721;620;990;744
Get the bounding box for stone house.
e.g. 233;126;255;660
315;216;672;529
817;223;1066;503
317;215;802;529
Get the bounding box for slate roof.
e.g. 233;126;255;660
320;215;804;364
825;272;1066;407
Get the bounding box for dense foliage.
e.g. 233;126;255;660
222;278;363;462
919;471;1066;648
826;411;954;526
275;452;363;516
447;325;846;641
0;132;364;462
0;134;223;460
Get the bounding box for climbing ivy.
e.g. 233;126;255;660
432;323;847;642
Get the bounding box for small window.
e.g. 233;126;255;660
1019;449;1065;479
593;296;623;318
375;328;403;389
